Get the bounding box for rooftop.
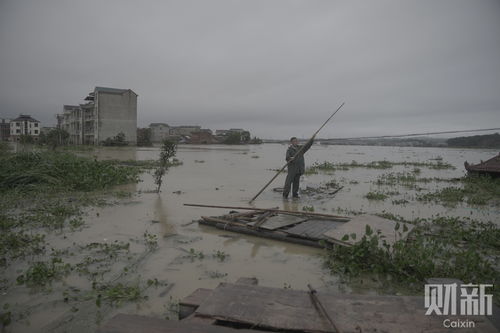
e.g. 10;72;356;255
12;114;40;122
94;86;137;95
149;123;170;127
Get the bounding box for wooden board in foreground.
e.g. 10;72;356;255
98;314;266;333
323;214;414;246
195;283;497;333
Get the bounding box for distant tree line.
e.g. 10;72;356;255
447;133;500;148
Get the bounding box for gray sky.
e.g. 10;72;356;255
1;0;499;139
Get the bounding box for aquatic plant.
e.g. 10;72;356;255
365;191;388;201
324;216;500;303
417;175;500;206
16;258;73;288
213;250;229;262
306;159;455;174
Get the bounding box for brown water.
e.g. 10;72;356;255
3;144;499;332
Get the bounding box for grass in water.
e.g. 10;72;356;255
417;175;500;206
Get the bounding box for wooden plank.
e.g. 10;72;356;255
180;288;213;307
184;203;350;221
284;219;344;240
323;214;414;247
201;221;323;248
98;314;269;333
179;288;213;319
195;283;329;332
247;214;307;230
251;211;274;229
195;283;497;333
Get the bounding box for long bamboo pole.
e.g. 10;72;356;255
183;203;349;220
249;102;345;203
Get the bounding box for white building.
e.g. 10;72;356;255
9;115;41;141
149;123;170;143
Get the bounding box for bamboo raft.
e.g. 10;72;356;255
191;204;349;248
186;203;415;248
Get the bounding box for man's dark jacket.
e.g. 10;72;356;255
286;140;314;175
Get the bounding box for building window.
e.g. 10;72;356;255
16;122;20;126
34;130;39;134
16;129;20;133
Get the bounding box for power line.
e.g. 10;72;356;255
324;127;500;141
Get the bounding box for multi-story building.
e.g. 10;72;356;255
149;123;170;143
58;86;138;145
0;119;10;141
9;115;41;141
170;125;201;136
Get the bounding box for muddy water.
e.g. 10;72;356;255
5;144;499;332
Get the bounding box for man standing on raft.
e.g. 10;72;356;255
283;136;315;199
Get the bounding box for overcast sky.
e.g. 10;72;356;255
1;0;499;139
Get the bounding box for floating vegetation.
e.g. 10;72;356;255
392;199;409;205
324;216;500;303
203;270;228;279
306;159;455;174
94;282;145;307
302;205;315;212
417;175;500;206
16;258;73;288
185;248;205;261
375;172;458;188
0;149;166;330
213;250;229;262
118;158;182;169
365;191;388;201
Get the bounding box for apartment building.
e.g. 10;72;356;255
149;123;170;143
58;87;138;145
9;115;41;141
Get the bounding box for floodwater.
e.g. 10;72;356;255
4;143;499;332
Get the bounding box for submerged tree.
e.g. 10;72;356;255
40;128;69;150
154;139;177;193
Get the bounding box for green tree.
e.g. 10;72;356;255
223;132;242;145
137;128;153;147
154;139;177;193
19;134;35;145
44;128;69;150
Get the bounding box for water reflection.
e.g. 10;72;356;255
154;195;176;237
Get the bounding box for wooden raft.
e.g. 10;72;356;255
198;208;416;248
198;209;349;248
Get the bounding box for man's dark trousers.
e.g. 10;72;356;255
283;171;301;198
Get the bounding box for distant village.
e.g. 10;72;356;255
0;86;261;146
1;86;498;148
